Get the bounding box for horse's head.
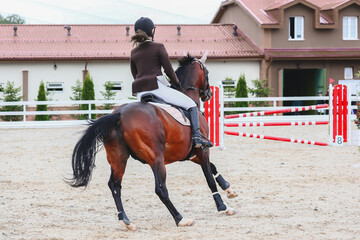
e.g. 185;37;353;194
175;52;213;104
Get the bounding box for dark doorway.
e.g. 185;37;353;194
283;68;325;113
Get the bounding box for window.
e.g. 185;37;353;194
46;82;64;92
108;81;123;91
289;16;304;40
344;67;354;79
343;16;358;40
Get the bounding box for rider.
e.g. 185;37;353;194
130;17;213;149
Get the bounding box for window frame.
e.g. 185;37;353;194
108;81;123;91
46;82;64;92
343;16;358;40
344;67;354;79
289;16;304;41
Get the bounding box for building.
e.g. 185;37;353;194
212;0;360;97
0;24;263;101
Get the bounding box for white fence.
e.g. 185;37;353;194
0;95;358;129
0;99;136;128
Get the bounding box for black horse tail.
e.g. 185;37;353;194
68;113;121;188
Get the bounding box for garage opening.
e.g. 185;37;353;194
282;68;326;114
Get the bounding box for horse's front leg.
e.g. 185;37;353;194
151;158;194;227
210;162;238;199
196;150;236;215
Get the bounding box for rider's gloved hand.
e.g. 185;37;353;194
171;81;181;90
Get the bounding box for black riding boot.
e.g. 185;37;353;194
188;107;213;149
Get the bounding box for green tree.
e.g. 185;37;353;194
81;73;96;119
0;14;25;24
0;81;23;121
248;79;273;107
100;81;116;110
234;74;249;112
70;79;83;101
35;81;49;121
222;77;235;98
356;69;360;78
70;79;83;119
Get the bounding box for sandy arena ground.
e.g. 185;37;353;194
0;124;360;240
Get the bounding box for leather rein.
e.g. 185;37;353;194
180;60;212;102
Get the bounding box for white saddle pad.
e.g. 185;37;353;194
149;102;191;126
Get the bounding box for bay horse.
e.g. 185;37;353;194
68;52;237;230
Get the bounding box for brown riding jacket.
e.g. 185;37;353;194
130;41;179;95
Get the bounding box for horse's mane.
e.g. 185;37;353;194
175;54;195;81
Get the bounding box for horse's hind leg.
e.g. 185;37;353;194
105;131;136;231
210;162;238;199
151;159;194;227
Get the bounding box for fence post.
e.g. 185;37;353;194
88;102;91;119
329;84;333;144
347;85;351;144
23;103;26;122
215;86;220;146
219;82;225;149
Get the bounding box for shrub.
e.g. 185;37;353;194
0;81;23;121
222;77;235;98
248;79;272;107
100;81;116;110
35;81;49;121
70;79;83;101
81;73;96;119
234;73;249;112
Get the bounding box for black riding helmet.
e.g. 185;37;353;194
134;17;155;40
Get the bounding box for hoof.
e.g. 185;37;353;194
178;218;195;227
226;188;238;199
219;206;236;216
120;220;137;231
225;207;236;215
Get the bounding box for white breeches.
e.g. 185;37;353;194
137;80;196;110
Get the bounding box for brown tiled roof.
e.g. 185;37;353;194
264;48;360;59
213;0;358;27
0;24;263;61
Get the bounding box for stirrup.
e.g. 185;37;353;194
193;135;213;150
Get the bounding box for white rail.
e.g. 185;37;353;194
0;99;136;128
0;95;358;129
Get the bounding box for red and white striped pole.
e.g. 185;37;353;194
225;121;328;127
225;104;329;119
224;131;328;146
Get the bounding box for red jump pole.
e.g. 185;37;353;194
225;121;329;127
225;104;329;119
224;131;328;146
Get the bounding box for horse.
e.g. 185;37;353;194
67;52;238;230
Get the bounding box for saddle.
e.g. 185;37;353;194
141;93;191;126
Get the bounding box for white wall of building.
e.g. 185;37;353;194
205;60;259;88
0;59;259;102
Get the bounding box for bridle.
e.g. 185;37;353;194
182;59;212;102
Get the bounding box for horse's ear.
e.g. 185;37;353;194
200;50;208;64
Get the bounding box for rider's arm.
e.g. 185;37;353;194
130;57;137;79
158;44;180;86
